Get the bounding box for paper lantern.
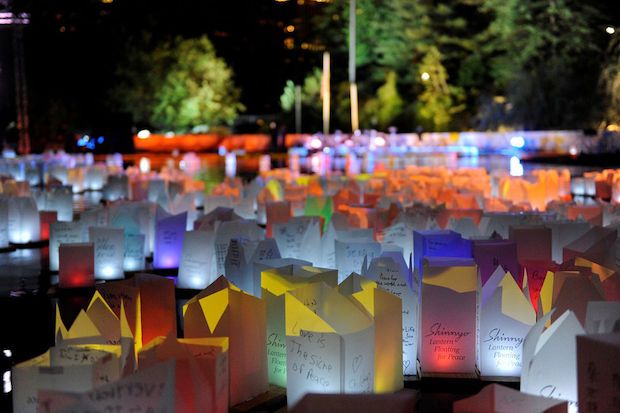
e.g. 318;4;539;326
214;219;265;275
253;257;312;298
34;360;173;413
184;276;268;406
138;335;229;413
472;239;519;286
46;186;74;222
546;221;591;264
97;273;177;350
178;230;215;289
89;226;124;280
420;257;477;376
577;334;620;413
0;198;9;248
49;221;84;271
284;282;374;408
521;311;584;412
102;174;129;201
8;196;40;243
334;239;381;283
509;226;552;272
479;268;535;378
38;210;57;241
366;255;418;377
338;273;404;393
454;383;569;413
273;216;322;264
84;165;105;190
67;167;84;193
153;211;186;269
58;242;95;288
147;179;167;203
261;264;338;387
225;237;280;294
265;200;291;238
123;233;145;271
413;230;471;272
12;345;121;413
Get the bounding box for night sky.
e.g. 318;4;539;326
1;0;325;142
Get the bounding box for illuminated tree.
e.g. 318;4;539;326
414;47;466;131
361;71;404;129
113;35;244;132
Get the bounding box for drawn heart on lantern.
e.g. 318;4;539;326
403;360;411;370
352;355;363;373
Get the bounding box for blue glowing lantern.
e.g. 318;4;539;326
153;211;187;269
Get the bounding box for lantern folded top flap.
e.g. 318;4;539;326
422;257;476;293
286;282;373;336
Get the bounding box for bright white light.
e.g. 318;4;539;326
345;139;354;147
192;276;206;289
510;156;524;177
20;231;31;243
421;72;430;81
310;137;322;150
569;146;578;156
373;136;386;147
510;136;525;148
137;129;150;139
139;157;150;173
165;131;175;138
3;371;11;393
311;153;321;174
3;349;11;358
102;266;115;277
606;26;615;35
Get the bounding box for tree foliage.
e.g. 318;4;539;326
112;35;244;132
287;0;613;132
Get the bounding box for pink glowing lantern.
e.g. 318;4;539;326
58;242;95;288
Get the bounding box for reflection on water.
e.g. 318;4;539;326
0;248;43;295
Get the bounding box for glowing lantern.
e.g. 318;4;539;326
413;230;471;273
339;272;404;393
38;210;57;241
0;198;9;248
184;276;269;406
479;268;536;378
177;230;215;289
366;255;418;377
153;212;186;269
89;226;124;280
49;221;84;272
8;196;40;244
420;257;477;376
58;242;95;288
521;311;584;412
123;233;145;271
284;282;374;407
261;264;338;387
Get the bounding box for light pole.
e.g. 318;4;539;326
349;0;359;132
